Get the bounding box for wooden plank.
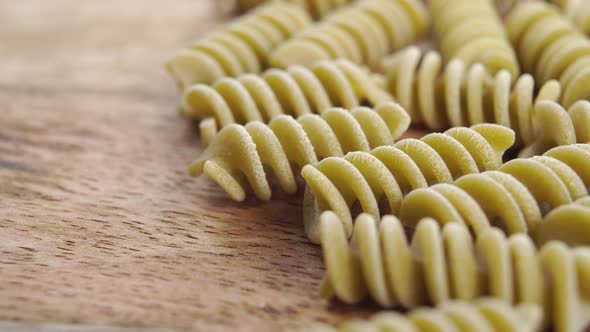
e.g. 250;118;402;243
0;0;421;331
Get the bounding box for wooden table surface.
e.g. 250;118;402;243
0;1;425;331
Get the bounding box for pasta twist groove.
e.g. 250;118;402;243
537;196;590;247
182;59;392;144
302;123;515;243
314;298;543;332
549;0;590;36
429;0;520;77
189;102;410;202
166;2;310;89
383;46;561;145
506;2;590;108
319;213;590;332
270;0;430;69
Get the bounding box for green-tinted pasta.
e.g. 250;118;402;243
302;124;515;243
429;0;520;77
312;298;543;332
506;2;590;108
189;102;410;201
167;2;310;90
382;46;560;145
270;0;429;69
182;59;392;143
519;100;590;157
319;213;590;332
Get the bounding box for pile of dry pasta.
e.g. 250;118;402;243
166;0;590;331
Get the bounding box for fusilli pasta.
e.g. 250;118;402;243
536;196;590;247
506;1;590;108
233;0;355;19
182;60;392;143
313;298;543;332
429;0;520;77
269;0;429;69
319;213;590;332
549;0;590;36
167;2;310;90
302;124;515;243
382;46;560;145
189;102;410;201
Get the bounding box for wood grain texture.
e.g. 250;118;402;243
0;1;422;331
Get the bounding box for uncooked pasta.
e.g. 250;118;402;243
232;0;355;19
319;213;589;332
189;102;410;201
270;0;429;69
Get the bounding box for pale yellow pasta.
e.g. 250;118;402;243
549;0;590;36
182;59;392;143
506;2;590;108
383;46;560;145
429;0;520;77
302;124;515;243
319;213;590;332
400;145;590;235
314;299;543;332
167;2;310;90
519;100;590;157
189;102;410;202
270;0;430;69
536;197;590;247
233;0;355;19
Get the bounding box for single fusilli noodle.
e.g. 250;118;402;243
313;298;543;332
232;0;355;19
506;2;590;108
519;100;590;156
429;0;520;77
182;59;392;144
270;0;430;69
319;213;590;332
167;2;310;90
189;102;410;202
302;124;515;243
382;46;560;145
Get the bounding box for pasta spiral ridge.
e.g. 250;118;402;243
166;2;310;89
519;100;590;156
301;123;515;243
549;0;590;36
506;2;590;108
233;0;355;19
429;0;520;77
319;213;590;332
270;0;430;69
536;194;590;247
383;46;561;145
182;59;393;144
314;298;543;332
189;102;410;202
399;143;590;236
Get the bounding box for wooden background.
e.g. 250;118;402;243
0;1;414;331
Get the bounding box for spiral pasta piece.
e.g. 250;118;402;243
519;100;590;157
166;2;310;90
189;102;410;202
233;0;355;19
399;146;590;235
314;299;543;332
383;46;561;145
429;0;520;77
182;59;393;143
319;213;590;332
301;123;515;243
549;0;590;36
270;0;430;69
506;2;590;108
